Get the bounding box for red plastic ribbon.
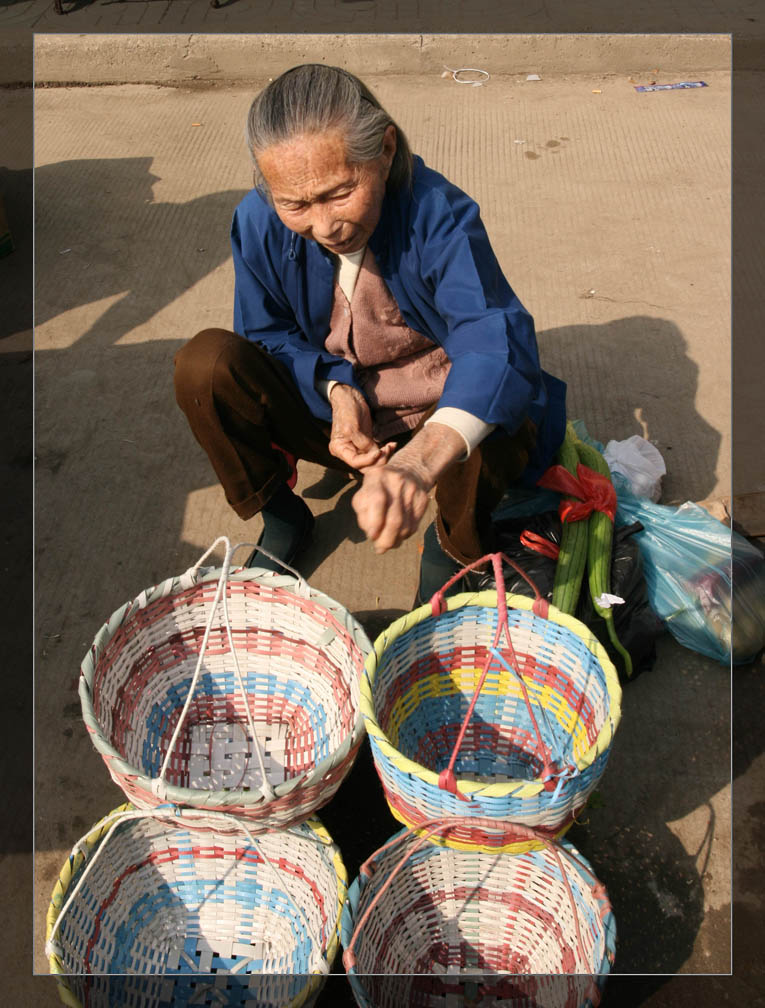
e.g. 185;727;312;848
520;529;560;560
270;442;298;489
536;463;617;523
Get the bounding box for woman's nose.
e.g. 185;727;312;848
310;203;341;243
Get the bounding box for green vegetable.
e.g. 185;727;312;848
552;422;588;615
574;433;633;679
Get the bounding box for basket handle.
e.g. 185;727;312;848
429;551;549;619
342;815;611;988
46;806;331;977
431;552;558;799
152;537;275;803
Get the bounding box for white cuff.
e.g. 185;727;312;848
424;408;495;460
317;378;340;402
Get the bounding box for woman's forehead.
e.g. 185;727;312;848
257;128;358;198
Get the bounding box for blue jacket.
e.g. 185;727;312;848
232;155;566;483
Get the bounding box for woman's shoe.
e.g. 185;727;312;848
414;521;461;606
245;486;315;572
415;522;489;607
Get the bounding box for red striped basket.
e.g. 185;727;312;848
79;538;370;831
341;818;616;1008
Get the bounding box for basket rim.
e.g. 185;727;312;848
46;802;348;1002
384;804;573;854
340;826;617;980
360;590;622;799
79;565;370;806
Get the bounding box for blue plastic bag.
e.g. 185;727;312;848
614;493;765;665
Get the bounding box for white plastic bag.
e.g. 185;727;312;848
603;435;666;501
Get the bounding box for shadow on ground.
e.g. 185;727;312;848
29;159;248;345
540;316;722;503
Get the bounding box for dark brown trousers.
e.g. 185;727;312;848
173;329;537;566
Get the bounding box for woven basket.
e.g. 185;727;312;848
80;538;369;830
46;804;347;1008
361;553;622;852
341;819;616;1008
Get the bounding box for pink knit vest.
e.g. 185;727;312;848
324;247;451;440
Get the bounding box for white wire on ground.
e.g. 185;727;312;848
442;64;490;86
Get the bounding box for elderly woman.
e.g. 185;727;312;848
174;64;566;601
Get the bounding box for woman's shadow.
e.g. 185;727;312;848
31;157;248;346
537;315;733;993
538;316;723;504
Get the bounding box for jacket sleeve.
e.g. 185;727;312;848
415;186;546;435
231;202;359;423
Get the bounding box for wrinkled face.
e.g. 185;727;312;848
256;125;397;254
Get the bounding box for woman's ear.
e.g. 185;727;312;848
381;123;397;173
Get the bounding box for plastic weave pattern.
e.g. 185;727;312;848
361;555;622;852
341;820;616;1008
80;543;370;831
46;805;346;1008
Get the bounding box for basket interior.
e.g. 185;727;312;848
350;840;611;1006
54;817;339;987
90;580;363;791
373;606;611;781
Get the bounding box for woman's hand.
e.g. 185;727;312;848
351;459;431;552
352;422;466;553
328;384;396;471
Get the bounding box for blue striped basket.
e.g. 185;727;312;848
46;804;347;1008
341;819;616;1008
360;554;622;853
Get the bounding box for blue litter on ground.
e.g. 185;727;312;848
635;81;708;92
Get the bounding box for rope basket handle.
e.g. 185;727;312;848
127;536;350;808
429;550;549;619
429;553;565;798
151;537;317;803
46;805;333;976
343;815;610;997
151;537;277;803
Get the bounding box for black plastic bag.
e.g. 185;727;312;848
488;512;663;681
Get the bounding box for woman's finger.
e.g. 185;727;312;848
329;438;383;470
371;493;406;554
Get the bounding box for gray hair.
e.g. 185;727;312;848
246;64;413;196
